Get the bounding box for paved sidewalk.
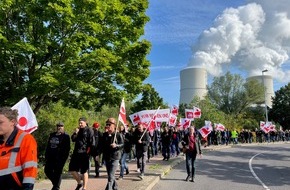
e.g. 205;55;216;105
34;143;239;190
34;153;186;190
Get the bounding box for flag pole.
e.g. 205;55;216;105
113;98;124;143
139;106;160;141
113;119;120;143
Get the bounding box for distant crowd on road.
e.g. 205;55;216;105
203;128;290;147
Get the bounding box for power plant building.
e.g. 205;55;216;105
179;67;274;108
179;67;207;104
247;75;274;108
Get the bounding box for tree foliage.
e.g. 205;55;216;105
0;0;151;113
131;83;166;113
207;72;264;116
269;83;290;129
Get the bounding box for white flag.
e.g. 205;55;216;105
12;97;38;133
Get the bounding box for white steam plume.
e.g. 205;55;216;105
188;0;290;82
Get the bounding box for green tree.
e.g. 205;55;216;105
269;83;290;129
207;72;264;117
131;84;166;113
0;0;151;113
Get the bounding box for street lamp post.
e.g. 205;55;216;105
262;69;268;122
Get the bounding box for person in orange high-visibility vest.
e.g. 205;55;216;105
0;107;38;190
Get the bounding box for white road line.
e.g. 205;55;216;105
249;152;270;190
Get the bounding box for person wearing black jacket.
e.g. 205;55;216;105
118;125;132;180
98;117;124;190
161;126;171;161
91;122;103;178
69;117;95;190
44;122;71;190
133;123;150;180
181;126;202;182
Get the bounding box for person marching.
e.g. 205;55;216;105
69;117;95;190
98;117;124;190
118;124;132;180
181;126;202;182
0;107;38;190
133;123;150;180
91;122;103;178
44;121;71;190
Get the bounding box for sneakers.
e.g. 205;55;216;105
75;183;83;190
118;176;123;180
126;169;129;175
136;168;140;173
185;175;190;182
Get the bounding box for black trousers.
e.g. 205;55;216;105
44;160;65;190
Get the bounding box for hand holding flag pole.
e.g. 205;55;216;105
139;106;160;141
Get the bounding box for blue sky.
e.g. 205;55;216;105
144;0;290;106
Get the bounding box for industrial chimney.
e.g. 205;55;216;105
247;75;274;108
179;67;207;105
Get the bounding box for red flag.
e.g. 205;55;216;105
260;121;265;128
214;123;225;131
11;97;38;133
193;106;202;118
261;122;275;133
129;113;141;126
198;120;212;138
118;98;127;129
185;109;194;119
168;113;177;126
154;121;162;130
171;105;179;116
180;118;192;130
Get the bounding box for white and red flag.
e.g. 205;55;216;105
168;113;177;126
260;121;265;128
180;118;192;130
129;113;141;126
185;109;194;119
139;107;161;140
193;106;202;118
155;121;162;130
260;121;275;133
130;108;170;126
214;123;226;131
171;105;179;116
11;97;38;133
198;120;213;138
118;98;127;131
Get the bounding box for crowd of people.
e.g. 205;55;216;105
204;128;290;147
5;106;288;190
43;116;203;190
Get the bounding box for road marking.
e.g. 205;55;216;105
249;152;270;190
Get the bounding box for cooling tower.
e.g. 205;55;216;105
247;75;274;108
179;67;207;104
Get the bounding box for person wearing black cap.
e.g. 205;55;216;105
69;117;95;190
44;122;71;190
98;117;124;190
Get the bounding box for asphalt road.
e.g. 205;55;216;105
152;143;290;190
